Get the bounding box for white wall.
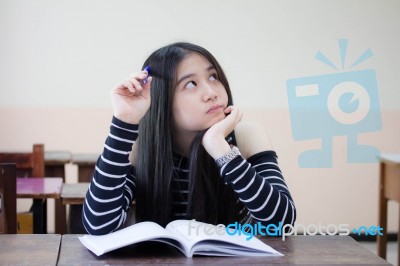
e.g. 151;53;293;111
1;0;399;233
1;0;399;109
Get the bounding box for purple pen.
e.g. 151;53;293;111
142;66;150;84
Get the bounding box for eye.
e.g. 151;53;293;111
185;81;197;89
209;73;218;81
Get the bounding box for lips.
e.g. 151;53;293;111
207;104;223;113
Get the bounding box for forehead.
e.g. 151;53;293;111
176;52;212;76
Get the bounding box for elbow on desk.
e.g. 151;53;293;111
255;202;297;231
81;205;121;236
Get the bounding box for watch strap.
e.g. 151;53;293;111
215;145;241;167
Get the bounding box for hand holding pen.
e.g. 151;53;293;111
111;66;152;124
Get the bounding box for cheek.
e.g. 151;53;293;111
218;87;229;105
173;102;199;129
173;110;202;131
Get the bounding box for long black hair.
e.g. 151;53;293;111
134;42;245;227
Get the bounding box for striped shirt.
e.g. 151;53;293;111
83;117;296;235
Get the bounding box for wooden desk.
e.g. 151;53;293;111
61;182;89;205
71;153;98;182
58;235;390;265
45;150;71;234
377;153;400;265
0;234;61;265
45;150;72;178
61;182;89;234
17;177;63;233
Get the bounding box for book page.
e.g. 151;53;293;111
166;220;226;244
79;221;184;256
165;220;282;257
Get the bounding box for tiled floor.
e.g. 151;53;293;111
359;241;397;265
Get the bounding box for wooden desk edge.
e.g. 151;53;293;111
62;198;85;205
17;194;61;199
0;234;61;266
378;154;400;165
57;235;391;265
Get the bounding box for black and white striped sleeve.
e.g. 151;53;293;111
82;116;138;235
220;150;296;227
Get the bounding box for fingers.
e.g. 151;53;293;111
141;76;152;98
113;70;150;95
224;105;243;123
208;105;243;137
202;105;243;153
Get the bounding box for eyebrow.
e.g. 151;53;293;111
176;65;216;87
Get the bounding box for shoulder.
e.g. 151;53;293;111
234;121;274;159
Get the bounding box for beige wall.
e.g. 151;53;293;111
1;0;399;233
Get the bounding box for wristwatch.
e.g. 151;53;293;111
215;145;241;167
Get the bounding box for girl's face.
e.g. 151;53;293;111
172;52;228;135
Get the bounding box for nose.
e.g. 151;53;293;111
202;83;218;102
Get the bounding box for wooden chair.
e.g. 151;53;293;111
0;144;44;178
0;163;17;233
0;144;45;233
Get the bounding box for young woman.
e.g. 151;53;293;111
83;42;296;235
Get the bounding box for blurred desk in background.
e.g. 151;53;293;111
61;182;89;233
16;177;63;234
71;153;98;182
45;150;71;234
377;153;400;266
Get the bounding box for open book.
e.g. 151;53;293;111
79;219;283;258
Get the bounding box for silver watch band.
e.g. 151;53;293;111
215;145;241;167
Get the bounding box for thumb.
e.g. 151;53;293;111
141;77;152;97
